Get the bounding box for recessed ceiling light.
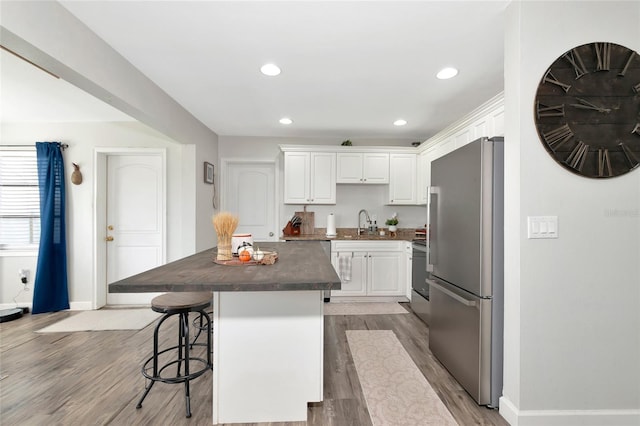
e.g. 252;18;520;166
279;117;293;125
436;67;458;80
261;63;281;76
393;119;407;126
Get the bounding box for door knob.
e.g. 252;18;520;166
269;232;274;237
105;236;114;242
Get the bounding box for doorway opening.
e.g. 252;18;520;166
93;148;166;309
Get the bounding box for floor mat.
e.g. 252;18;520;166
36;309;161;333
347;330;458;426
324;302;409;315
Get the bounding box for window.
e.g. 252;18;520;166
0;149;40;250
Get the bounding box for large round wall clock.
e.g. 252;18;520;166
534;42;640;178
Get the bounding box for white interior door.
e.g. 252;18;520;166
223;161;277;242
106;154;164;305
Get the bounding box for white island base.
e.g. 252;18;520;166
212;290;324;424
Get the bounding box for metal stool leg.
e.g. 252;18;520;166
137;313;172;409
201;310;213;367
182;312;192;418
191;310;213;348
136;380;155;409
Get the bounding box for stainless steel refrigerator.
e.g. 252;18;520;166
427;136;504;407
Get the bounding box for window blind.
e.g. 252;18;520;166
0;150;40;249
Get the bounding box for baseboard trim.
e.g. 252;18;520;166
328;296;409;303
0;303;31;310
70;301;93;311
500;396;640;426
0;301;93;311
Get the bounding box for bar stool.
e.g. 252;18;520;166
136;292;212;418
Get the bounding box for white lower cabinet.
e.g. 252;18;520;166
330;241;406;298
331;251;367;296
368;251;404;295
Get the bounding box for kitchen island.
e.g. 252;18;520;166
109;241;341;425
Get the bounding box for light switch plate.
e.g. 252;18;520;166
527;216;558;239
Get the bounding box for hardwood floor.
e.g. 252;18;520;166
0;304;508;426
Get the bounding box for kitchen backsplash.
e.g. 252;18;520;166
282;184;427;229
282;227;418;241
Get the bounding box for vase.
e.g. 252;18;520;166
217;241;233;261
388;225;397;233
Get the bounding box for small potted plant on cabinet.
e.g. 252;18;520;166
385;214;398;234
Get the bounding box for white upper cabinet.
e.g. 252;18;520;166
335;153;362;183
337;152;389;184
284;152;336;204
388;153;417;205
362;153;389;183
417;150;429;205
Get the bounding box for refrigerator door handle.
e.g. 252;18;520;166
427;279;477;307
427;186;439;271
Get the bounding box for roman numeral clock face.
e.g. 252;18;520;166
534;42;640;178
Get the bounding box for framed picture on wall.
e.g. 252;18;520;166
204;162;214;184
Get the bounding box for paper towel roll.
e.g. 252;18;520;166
326;213;337;237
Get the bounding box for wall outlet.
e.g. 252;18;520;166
18;269;30;284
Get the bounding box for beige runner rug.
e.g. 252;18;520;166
347;330;458;426
324;302;409;315
36;309;161;333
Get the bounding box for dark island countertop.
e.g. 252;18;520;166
109;241;341;293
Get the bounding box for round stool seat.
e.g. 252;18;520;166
151;292;212;314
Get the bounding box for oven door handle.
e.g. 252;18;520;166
412;244;428;253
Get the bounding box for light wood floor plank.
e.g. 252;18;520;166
0;304;508;426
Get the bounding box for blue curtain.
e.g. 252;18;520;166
32;142;69;314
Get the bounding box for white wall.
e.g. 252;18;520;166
218;136;429;230
0;121;193;309
0;0;219;254
195;139;218;251
501;2;640;425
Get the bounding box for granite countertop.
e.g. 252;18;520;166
108;241;341;293
282;227;419;242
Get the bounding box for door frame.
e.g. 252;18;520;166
219;158;280;242
93;148;167;309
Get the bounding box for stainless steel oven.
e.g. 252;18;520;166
410;240;429;324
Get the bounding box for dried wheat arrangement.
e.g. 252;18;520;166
213;212;238;260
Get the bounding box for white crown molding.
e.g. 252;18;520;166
417;92;505;153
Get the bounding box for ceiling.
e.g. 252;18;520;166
2;1;508;141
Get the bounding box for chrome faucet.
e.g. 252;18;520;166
357;209;371;236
